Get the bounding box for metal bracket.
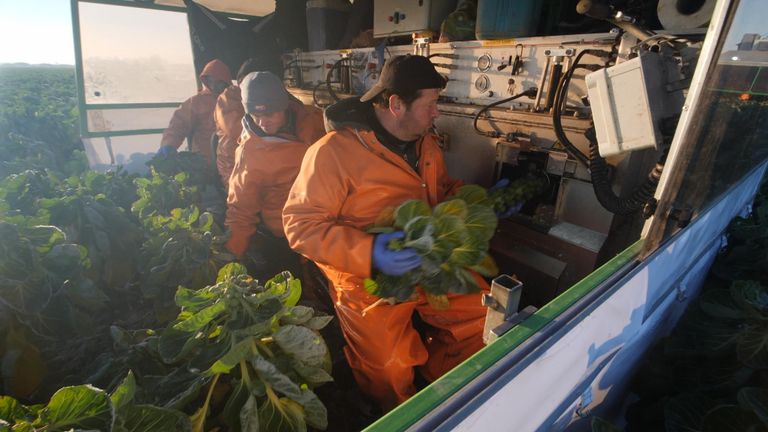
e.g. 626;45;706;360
413;37;431;57
483;275;537;344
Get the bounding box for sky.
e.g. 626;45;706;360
0;0;75;64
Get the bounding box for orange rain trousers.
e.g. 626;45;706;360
214;85;244;187
283;125;488;410
160;59;232;164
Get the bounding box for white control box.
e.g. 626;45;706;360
586;52;675;157
374;0;457;37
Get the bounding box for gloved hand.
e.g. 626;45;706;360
488;177;510;193
156;145;177;157
498;201;524;218
372;231;422;276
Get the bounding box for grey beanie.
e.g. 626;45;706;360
240;71;291;114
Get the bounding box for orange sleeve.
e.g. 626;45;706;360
160;98;194;149
214;99;244;186
282;135;375;279
225;143;263;258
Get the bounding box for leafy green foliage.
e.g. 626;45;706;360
489;176;546;215
365;185;499;304
147;264;332;431
0;65;85;178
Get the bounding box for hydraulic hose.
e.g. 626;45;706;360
473;88;538;138
587;128;666;215
553;48;666;215
326;57;351;102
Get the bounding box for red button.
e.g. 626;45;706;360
388;16;393;22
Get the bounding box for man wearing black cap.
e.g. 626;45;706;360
283;55;489;411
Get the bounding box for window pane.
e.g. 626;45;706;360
86;107;178;132
78;2;198;104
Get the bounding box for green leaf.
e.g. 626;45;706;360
273;325;329;369
279;306;314;325
304;315;333;331
433;199;468;220
173;301;227;332
403;216;435;254
664;392;717;432
240;394;260;432
110;371;136;413
222;379;250;432
451;185;491;206
0;396;30;423
217;263;249;283
464;204;498;243
700;289;751;320
702;405;763;432
470;253;499;277
258;395;306;432
393;200;430;229
158;327;203;364
738;387;768;427
116;404;191;432
447;237;488;268
737;323;768;368
174;287;216;310
35;385;113;431
294;389;327;430
264;272;302;308
432;215;467;260
205;338;253;375
251;356;303;399
291;361;334;386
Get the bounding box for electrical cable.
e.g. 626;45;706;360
326;57;351;102
552;48;668;215
473;88;538;138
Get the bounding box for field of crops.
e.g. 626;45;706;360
0;65;336;432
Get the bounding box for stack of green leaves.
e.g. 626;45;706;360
139;206;232;302
489;176;547;215
365;185;499;308
153;263;333;432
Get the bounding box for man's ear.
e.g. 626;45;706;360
388;94;404;117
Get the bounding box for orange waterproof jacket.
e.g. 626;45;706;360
225;101;325;258
160;60;232;163
214;85;244;186
283;97;462;292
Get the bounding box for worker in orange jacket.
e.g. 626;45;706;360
282;55;490;411
157;59;232;163
214;58;281;189
225;71;325;279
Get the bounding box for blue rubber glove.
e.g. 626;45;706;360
488;177;510;193
498;201;524;218
372;231;422;276
156;145;177;157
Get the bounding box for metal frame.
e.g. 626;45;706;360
640;0;739;256
71;0;193;138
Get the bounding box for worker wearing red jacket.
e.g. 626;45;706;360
225;71;325;278
157;59;232;163
283;55;489;410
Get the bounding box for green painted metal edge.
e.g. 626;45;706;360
85;102;182;109
82;129;165;138
71;0;88;138
364;238;644;432
711;88;768;97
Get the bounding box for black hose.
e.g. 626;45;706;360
473;88;538;138
553;48;666;215
586;128;666;215
326;58;351;102
551;50;592;166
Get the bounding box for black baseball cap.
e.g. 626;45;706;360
360;54;446;103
